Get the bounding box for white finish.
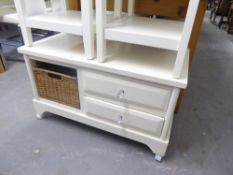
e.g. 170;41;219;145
173;0;200;78
24;56;39;98
17;0;192;159
82;70;172;116
105;17;184;51
160;88;180;140
24;0;46;16
36;113;44;120
127;0;135;16
22;52;189;158
25;11;83;35
14;0;95;59
51;0;67;12
32;97;170;156
18;34;189;88
0;3;18;24
155;154;162;162
84;97;164;136
114;0;122;17
96;0;199;78
14;0;33;46
0;13;18;24
81;0;95;59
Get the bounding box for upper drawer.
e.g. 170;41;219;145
84;97;164;136
81;71;172;116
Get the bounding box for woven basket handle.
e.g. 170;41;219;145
48;72;62;80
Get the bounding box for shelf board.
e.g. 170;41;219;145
18;33;86;61
18;33;188;88
25;10;83;35
105;16;184;51
0;7;18;24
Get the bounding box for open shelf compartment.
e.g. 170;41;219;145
25;10;83;35
105;16;184;51
96;0;200;78
14;0;95;59
18;33;189;88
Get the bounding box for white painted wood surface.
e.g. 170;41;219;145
84;97;165;136
114;0;122;17
96;0;107;62
127;0;135;16
14;0;95;59
173;0;200;78
16;0;195;159
81;0;95;59
18;33;189;88
25;11;83;35
14;0;33;46
32;97;170;156
82;70;172;116
21;47;189;159
105;16;184;50
96;0;199;78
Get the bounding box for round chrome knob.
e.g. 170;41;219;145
117;89;125;99
117;115;123;124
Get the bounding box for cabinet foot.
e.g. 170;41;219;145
154;154;162;162
36;113;44;120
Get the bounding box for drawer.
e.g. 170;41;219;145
84;97;164;136
82;71;172;116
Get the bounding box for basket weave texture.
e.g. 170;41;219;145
33;67;80;109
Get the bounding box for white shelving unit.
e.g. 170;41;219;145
14;0;95;59
18;33;189;88
15;0;197;161
96;0;200;78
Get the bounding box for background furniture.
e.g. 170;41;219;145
0;49;6;73
227;1;233;32
210;0;231;27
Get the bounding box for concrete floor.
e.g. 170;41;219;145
1;13;233;175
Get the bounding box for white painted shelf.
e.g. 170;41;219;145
18;33;189;88
105;16;184;51
25;10;83;35
24;10;117;35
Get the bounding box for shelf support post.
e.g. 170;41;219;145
160;88;180;141
96;0;107;62
14;0;33;46
128;0;135;16
173;0;200;78
81;0;95;60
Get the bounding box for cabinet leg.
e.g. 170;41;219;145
36;113;44;120
154;154;162;162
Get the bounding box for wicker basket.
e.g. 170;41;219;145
33;65;80;109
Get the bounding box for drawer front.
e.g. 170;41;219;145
82;71;171;116
84;97;164;136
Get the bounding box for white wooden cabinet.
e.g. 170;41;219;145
15;0;195;161
18;36;187;160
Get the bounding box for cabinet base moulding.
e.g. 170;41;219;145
33;98;170;157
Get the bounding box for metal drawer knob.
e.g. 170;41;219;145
117;115;123;124
117;89;125;99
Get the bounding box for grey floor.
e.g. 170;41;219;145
1;13;233;175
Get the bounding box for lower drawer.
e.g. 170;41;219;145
84;97;164;136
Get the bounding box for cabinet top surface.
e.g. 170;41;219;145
18;33;189;88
